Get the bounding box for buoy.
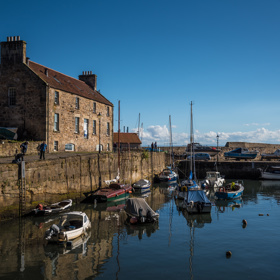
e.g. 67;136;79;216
226;251;232;258
267;214;269;216
242;219;247;225
129;191;132;193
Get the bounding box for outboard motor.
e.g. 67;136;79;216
45;224;60;240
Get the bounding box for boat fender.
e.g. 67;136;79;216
130;217;138;224
181;186;188;192
36;204;43;211
190;201;194;208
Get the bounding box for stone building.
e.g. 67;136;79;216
0;36;113;152
113;132;142;151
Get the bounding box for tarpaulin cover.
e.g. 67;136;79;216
125;198;159;218
187;190;211;204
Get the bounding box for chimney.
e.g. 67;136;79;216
78;71;97;90
1;36;26;67
44;68;48;77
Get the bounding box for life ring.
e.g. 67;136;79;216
181;186;188;192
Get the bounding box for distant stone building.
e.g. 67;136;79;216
113;132;142;151
0;36;113;152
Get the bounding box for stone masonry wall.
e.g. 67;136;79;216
0;64;47;140
0;151;165;221
48;87;114;153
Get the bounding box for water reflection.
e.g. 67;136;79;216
1;180;280;279
215;199;243;213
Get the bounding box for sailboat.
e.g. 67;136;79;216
177;102;212;213
177;102;199;200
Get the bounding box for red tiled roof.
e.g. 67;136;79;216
113;133;142;144
28;61;113;106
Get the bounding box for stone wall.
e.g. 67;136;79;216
48;87;114;153
0;151;165;221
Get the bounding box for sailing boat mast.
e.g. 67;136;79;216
190;101;196;181
169;115;174;168
118;101;120;178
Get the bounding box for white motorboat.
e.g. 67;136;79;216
259;166;280;180
45;211;91;243
201;171;225;188
133;179;151;192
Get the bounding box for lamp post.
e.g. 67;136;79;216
97;113;102;189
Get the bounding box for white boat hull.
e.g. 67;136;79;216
260;172;280;180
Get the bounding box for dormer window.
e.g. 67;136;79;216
54;91;59;105
75;97;79;109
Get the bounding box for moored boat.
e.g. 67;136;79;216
83;182;132;203
155;168;178;183
182;189;212;214
125;197;159;224
133;179;151;193
215;181;244;200
45;211;91;243
29;199;72;216
259;166;280;180
201;171;225;188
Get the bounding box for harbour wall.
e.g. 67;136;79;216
0;151;165;221
177;160;267;180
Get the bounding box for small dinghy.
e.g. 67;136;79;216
215;181;244;200
30;199;72;216
45;211;91;243
124;198;159;224
133;179;151;193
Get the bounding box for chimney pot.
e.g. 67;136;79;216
13;36;17;41
17;36;20;41
45;68;48;77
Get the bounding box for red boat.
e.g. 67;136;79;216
83;183;132;203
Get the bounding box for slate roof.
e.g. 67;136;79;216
113;133;142;144
28;61;113;106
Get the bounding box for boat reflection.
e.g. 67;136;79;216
44;232;91;259
125;222;159;240
215;198;243;213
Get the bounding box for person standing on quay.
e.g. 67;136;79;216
39;141;47;160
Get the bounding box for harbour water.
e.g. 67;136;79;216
0;180;280;279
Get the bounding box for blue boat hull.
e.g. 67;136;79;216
215;185;244;200
224;153;257;159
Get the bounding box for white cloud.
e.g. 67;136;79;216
137;125;280;147
244;123;270;127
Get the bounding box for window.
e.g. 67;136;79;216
75;117;79;133
107;122;110;136
93;102;96;113
65;143;75;151
93;120;96;135
75;97;79;109
54;141;58;151
8;88;16;106
54;113;59;131
106;106;110;116
54;91;59;105
84;119;89;139
107;143;110;151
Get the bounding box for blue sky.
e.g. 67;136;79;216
1;0;280;147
